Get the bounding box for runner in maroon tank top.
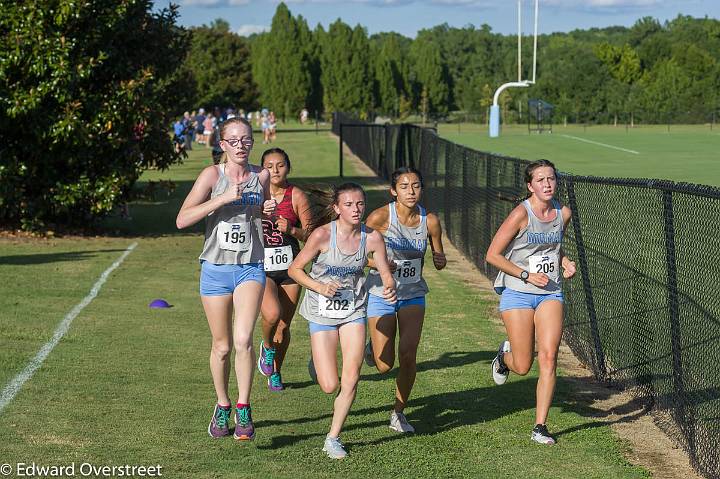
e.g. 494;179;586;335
257;148;313;391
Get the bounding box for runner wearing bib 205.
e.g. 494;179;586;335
177;118;277;443
289;183;396;459
364;167;447;434
257;148;313;392
486;159;577;446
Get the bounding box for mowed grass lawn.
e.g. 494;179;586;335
0;132;649;478
441;123;720;186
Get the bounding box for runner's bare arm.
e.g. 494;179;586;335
367;229;397;302
290;187;313;242
176;166;237;229
288;226;339;298
427;212;446;270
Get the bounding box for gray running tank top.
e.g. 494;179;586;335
199;165;265;265
367;202;429;300
494;199;563;295
299;221;368;326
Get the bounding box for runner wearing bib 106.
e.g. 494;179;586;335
289;183;396;460
176;117;277;443
257;148;313;392
364;167;447;434
485;159;577;446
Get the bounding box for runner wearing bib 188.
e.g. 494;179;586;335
364;167;447;434
176;117;277;443
257;148;313;392
485;159;577;446
289;183;396;459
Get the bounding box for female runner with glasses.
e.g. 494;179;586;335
177;117;277;442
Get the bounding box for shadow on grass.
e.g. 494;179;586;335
99;175;391;238
258;369;661;450
360;350;495;383
0;249;129;265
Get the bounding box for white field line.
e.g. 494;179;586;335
0;242;138;414
560;134;640;155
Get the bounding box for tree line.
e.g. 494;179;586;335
3;1;719;230
185;3;720;125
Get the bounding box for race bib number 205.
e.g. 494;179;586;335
528;253;559;281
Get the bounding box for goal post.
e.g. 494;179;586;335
489;0;539;138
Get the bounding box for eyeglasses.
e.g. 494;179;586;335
222;137;253;148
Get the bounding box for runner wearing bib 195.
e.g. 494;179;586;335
485;159;577;446
364;167;447;433
289;183;396;460
257;148;313;392
176;117;277;442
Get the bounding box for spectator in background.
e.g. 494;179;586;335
195;108;207;145
261;109;270;144
268;111;277;143
300;108;309;125
183;111;193;151
203;113;214;148
173;118;185;154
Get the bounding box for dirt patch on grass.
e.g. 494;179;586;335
341;141;701;479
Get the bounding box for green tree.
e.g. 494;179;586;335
409;35;450;116
0;0;193;230
251;3;311;120
186;20;258;109
320;20;373;115
371;33;410;116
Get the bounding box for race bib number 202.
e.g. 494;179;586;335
318;289;353;319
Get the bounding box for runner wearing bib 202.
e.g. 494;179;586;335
364;167;447;434
257;148;313;392
176;117;277;443
289;183;396;459
486;159;577;446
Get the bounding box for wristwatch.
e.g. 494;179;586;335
520;270;529;283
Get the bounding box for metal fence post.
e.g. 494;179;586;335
339;123;344;178
566;177;607;380
662;189;696;453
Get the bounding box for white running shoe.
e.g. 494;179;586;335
389;411;415;433
323;435;347;459
364;341;376;368
308;357;317;383
531;424;556;445
491;340;511;385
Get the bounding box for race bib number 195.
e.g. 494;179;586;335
217;221;251;252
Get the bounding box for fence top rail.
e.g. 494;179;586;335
563;174;720;199
333;113;720;198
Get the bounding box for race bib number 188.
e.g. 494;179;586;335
393;259;422;285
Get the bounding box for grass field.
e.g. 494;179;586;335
0;132;652;478
440;123;720;187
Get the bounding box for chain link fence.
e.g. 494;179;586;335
333;112;720;479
